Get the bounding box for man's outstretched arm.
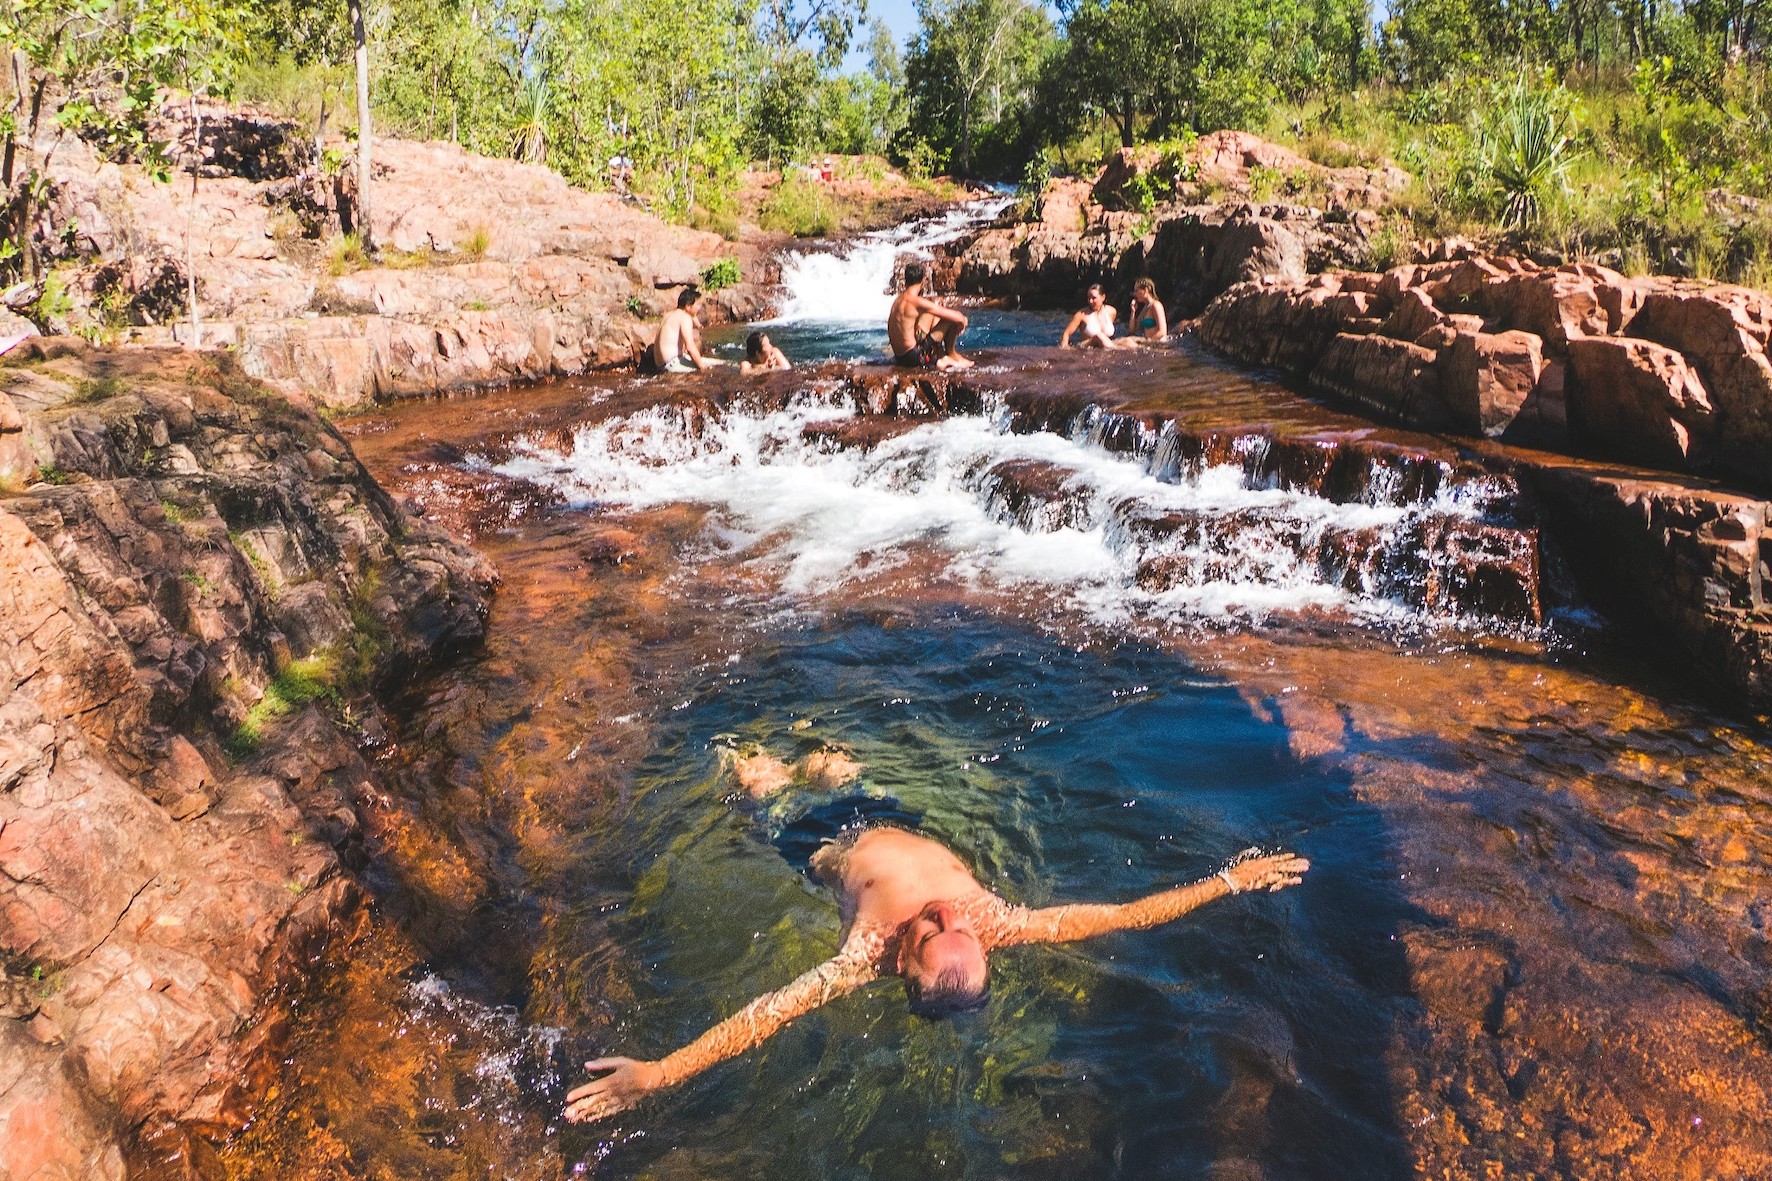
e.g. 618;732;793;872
564;933;883;1123
995;851;1309;947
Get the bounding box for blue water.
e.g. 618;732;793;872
566;612;1413;1179
706;309;1072;366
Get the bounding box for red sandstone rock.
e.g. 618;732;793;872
1310;332;1450;428
1628;284;1772;486
1483;268;1611;347
1382;287;1450;344
0;347;494;1178
1566;336;1717;468
1444;329;1546;438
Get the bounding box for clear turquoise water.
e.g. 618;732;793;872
566;611;1410;1179
705;309;1073;366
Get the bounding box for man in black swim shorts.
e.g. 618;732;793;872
887;262;974;370
564;738;1309;1123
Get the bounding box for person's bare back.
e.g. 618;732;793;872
651;287;723;373
887;262;973;370
564;777;1308;1123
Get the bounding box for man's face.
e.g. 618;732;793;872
898;901;988;994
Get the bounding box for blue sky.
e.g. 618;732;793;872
870;0;921;47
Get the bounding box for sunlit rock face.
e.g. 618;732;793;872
1198;261;1772;494
0;341;493;1177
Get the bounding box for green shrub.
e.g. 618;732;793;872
1475;76;1584;231
759;177;835;238
701;257;741;290
1248;164;1285;203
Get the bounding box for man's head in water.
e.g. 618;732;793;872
897;900;989;1016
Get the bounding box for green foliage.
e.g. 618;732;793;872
461;226;492;259
904;0;1056;177
1247;163;1284;203
1476;75;1583;230
759;176;836;237
227;650;343;756
700;258;742;290
28;268;76;329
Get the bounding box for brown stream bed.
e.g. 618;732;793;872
218;347;1770;1180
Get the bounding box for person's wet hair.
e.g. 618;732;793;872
746;331;765;361
678;285;702;309
1133;276;1156;296
904;963;989;1019
903;261;926;287
1087;283;1106;297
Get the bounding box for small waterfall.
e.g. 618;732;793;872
769;196;1013;324
483;394;1541;629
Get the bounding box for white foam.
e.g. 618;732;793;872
488;398;1498;627
769;197;1013;324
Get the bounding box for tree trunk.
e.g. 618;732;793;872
959;88;973;178
1121;92;1135;148
185;94;203;350
350;0;374;251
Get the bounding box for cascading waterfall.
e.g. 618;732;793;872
484;394;1532;628
768;196;1013;324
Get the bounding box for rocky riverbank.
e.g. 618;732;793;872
930;131;1403;313
16;106;802;410
0;340;492;1177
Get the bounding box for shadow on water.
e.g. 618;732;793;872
558;610;1420;1181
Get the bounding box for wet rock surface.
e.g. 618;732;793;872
201;352;1772;1181
0;341;493;1177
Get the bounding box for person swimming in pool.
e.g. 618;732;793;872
1129;276;1169;342
739;330;791;374
562;746;1310;1124
1060;283;1136;349
887;261;973;370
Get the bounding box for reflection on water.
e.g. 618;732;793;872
576;616;1408;1180
221;357;1772;1181
705;308;1070;366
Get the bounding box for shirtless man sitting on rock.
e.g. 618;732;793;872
651;286;724;374
563;741;1309;1123
888;262;973;370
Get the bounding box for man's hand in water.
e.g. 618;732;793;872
1221;851;1310;894
564;1057;665;1123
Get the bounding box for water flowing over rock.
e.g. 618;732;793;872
0;341;493;1177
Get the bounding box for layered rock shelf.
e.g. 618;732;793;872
32;113;774;410
0;341;493;1177
1196;261;1772;489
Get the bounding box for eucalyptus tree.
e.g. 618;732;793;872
905;0;1054;176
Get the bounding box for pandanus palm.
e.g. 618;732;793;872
1479;76;1582;231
